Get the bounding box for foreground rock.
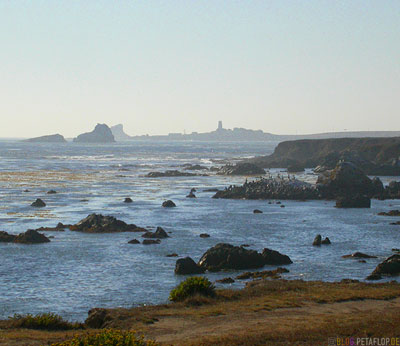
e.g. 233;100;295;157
69;214;145;233
262;248;293;265
0;231;16;242
142;227;169;239
73;124;115;143
335;195;371;208
13;230;50;244
162;200;176;208
236;267;289;280
217;163;265;176
378;210;400;216
175;257;205;275
366;254;400;280
31;198;46;207
25;134;67;143
312;235;331;246
198;243;265;271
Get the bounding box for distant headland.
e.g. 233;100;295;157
111;121;400;142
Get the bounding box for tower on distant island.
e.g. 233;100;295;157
217;121;223;131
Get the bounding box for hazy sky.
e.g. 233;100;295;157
1;1;399;138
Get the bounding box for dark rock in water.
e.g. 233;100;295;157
366;254;400;280
162;200;176;208
124;197;133;203
313;234;322;246
13;230;50;244
335;194;371;208
371;177;384;197
73;124;115;143
31;198;46;207
183;164;208;171
276;201;281;204
199;233;210;238
253;209;263;214
85;308;110;329
287;163;305;173
203;188;219;192
241;244;250;247
47;190;57;194
128;239;140;244
34;222;68;232
198;243;265;271
262;248;292;265
342;252;377;259
378;210;400;216
341;279;360;283
23;189;30;192
142;227;169;239
146;170;201;178
280;205;285;208
390;221;400;225
175;257;205;275
385;181;400;199
217;163;265;176
142;239;161;245
359;260;367;263
0;231;16;242
166;253;178;257
321;237;331;245
236;267;289;280
317;162;375;199
392;248;400;253
186;191;196;198
216;277;235;284
69;214;145;233
26;134;67;143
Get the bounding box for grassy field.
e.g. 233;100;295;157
1;279;400;346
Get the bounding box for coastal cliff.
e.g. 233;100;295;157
73;124;115;143
249;137;400;175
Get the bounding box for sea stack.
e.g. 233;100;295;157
73;124;115;143
25;134;67;143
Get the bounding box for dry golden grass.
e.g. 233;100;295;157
1;279;400;346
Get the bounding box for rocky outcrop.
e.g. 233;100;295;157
317;162;376;198
34;222;69;232
312;235;331;246
69;214;145;233
248;137;400;176
26;134;67;143
0;231;16;242
146;170;200;178
73;124;115;143
217;163;265;176
162;200;176;208
216;277;235;283
186;191;196;198
124;198;133;203
261;248;293;265
236;267;289;280
183;164;208;171
13;230;50;244
253;209;263;214
85;308;110;329
385;181;400;199
335;195;371;208
142;227;169;239
110;124;132;141
199;233;210;238
128;239;140;244
175;257;205;275
142;239;160;245
213;177;321;200
366;254;400;280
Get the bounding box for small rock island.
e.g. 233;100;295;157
73;124;115;143
25;134;67;143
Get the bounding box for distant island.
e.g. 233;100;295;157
111;121;400;142
73;124;115;143
25;134;67;143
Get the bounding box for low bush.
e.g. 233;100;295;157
50;329;158;346
169;276;215;302
9;313;83;330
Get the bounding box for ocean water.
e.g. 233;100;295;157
0;139;399;321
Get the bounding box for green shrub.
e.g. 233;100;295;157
169;276;215;302
50;329;158;346
9;313;83;330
